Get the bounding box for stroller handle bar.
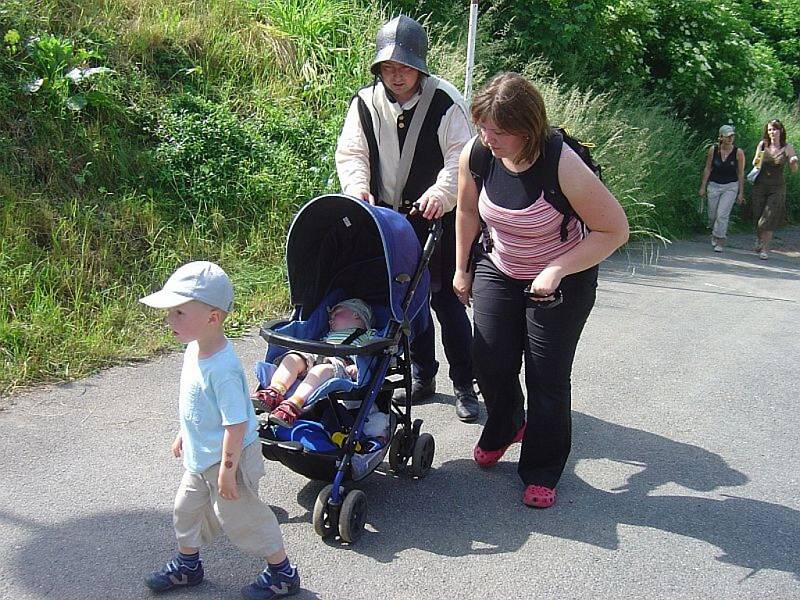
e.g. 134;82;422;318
401;211;442;316
260;319;396;357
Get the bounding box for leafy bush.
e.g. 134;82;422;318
473;0;797;124
746;0;800;97
148;95;266;215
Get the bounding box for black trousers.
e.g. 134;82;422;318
410;281;474;388
405;210;474;388
472;254;597;488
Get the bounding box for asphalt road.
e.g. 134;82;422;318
1;233;799;600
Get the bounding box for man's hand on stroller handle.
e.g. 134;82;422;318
411;195;444;220
355;190;376;205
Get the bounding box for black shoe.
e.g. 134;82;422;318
454;385;479;422
393;377;436;405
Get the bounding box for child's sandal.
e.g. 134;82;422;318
268;400;302;428
251;386;284;412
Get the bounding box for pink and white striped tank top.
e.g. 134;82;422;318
478;190;583;279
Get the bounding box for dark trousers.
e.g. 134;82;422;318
410;285;474;388
407;210;474;389
472;255;597;488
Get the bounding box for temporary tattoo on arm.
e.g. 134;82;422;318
225;460;233;469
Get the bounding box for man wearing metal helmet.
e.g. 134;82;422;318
335;15;479;422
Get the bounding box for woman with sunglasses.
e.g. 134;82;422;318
751;119;799;259
453;73;628;508
699;124;745;252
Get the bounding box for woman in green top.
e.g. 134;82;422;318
751;119;799;259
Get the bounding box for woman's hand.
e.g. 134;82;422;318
529;265;564;299
698;187;706;197
737;193;745;205
453;269;473;306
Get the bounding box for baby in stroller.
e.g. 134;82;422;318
253;298;378;428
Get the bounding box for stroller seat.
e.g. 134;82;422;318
254;292;395;481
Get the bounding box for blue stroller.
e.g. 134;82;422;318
255;193;441;543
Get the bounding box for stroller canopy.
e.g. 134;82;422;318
285;194;430;326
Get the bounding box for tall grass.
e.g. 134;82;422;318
0;0;397;394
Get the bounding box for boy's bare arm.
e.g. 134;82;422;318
171;433;182;458
218;422;247;500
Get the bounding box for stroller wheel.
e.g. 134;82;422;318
411;432;435;478
312;484;338;538
388;425;408;473
339;489;367;544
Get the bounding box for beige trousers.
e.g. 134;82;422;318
173;441;284;557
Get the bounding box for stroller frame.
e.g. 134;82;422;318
257;194;442;543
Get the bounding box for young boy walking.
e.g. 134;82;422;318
140;261;300;599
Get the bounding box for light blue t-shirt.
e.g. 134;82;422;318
178;340;259;473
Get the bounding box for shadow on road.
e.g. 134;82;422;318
1;509;321;599
4;415;798;595
272;412;797;581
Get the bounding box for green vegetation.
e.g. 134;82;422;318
0;0;378;393
1;0;799;394
398;0;800;125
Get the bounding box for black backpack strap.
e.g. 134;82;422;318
469;135;492;190
466;137;494;258
355;93;383;203
542;128;586;242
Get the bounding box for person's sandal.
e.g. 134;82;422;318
268;400;302;428
523;485;557;508
251;386;284;412
473;422;526;467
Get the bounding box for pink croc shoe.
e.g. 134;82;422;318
523;485;557;508
473;422;527;467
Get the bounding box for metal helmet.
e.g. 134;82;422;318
370;15;429;76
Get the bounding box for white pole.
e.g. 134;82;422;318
463;0;479;108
